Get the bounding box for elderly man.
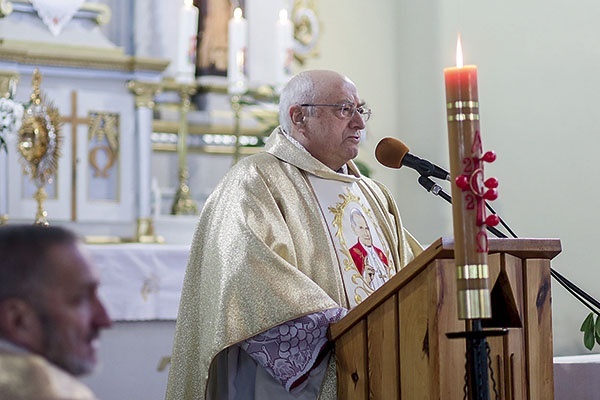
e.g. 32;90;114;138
0;225;112;400
166;70;422;400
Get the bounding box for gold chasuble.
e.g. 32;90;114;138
0;348;98;400
166;128;422;400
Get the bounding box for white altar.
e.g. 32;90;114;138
0;0;169;240
80;243;190;400
0;0;304;242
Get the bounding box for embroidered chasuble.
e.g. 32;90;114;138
0;340;98;400
166;128;423;400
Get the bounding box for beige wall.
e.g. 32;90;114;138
300;0;600;356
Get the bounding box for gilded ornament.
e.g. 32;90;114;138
88;112;119;178
292;0;320;64
17;69;62;226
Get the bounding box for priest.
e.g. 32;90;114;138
166;69;422;399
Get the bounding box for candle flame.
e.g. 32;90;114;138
279;9;288;21
456;35;463;68
233;7;243;19
184;0;193;7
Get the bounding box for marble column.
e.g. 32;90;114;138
127;80;163;242
0;70;19;225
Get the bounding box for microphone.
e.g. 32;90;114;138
375;137;450;181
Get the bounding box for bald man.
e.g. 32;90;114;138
166;70;422;400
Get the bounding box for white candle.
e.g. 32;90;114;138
228;7;248;94
275;9;293;90
176;0;199;83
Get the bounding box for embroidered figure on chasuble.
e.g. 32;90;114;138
308;180;396;308
347;207;392;291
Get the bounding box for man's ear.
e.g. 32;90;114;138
290;105;305;126
0;298;41;347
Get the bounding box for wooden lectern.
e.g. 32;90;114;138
328;237;561;399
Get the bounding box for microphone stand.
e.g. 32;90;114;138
417;175;600;327
418;175;500;399
418;175;507;239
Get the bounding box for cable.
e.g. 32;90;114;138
417;175;600;316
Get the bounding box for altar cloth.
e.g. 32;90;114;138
85;244;190;321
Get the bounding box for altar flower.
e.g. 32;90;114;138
0;96;24;152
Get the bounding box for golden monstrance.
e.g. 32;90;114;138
17;69;62;226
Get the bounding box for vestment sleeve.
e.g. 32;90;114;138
239;307;347;392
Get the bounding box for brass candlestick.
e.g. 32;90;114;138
231;94;242;164
170;84;198;215
17;69;62;226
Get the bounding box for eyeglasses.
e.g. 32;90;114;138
300;103;372;122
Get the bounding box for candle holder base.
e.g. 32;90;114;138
135;218;165;244
170;182;198;216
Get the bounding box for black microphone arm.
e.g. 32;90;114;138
416;174;600;317
417;175;507;238
404;153;451;181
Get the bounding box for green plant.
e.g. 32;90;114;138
580;312;600;350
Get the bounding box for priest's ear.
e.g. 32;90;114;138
290;105;306;126
0;298;43;349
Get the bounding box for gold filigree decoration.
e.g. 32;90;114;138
292;0;320;65
88;112;119;178
17;69;62;226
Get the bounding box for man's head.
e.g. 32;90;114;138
279;70;370;171
350;208;372;247
0;225;112;376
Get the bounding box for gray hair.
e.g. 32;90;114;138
278;71;318;134
0;225;79;303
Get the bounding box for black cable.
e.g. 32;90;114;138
484;202;518;239
417;174;600;316
551;269;600;316
418;176;508;239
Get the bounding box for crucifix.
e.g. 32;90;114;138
60;90;90;221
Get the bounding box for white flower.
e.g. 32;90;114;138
0;97;25;143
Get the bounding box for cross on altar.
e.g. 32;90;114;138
60;90;89;221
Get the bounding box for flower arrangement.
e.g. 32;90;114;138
0;94;24;152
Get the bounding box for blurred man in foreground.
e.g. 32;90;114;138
0;224;112;400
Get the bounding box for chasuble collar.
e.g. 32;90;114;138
265;127;361;182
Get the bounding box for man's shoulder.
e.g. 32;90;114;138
226;151;300;183
0;350;97;400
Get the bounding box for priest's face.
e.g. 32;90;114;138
31;243;112;376
301;74;366;171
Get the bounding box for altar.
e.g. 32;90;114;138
80;243;191;400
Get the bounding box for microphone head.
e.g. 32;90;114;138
375;137;410;169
